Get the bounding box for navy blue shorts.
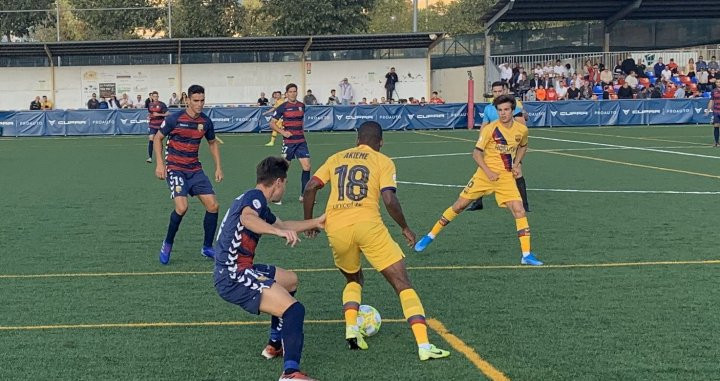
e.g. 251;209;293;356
166;169;214;198
148;127;160;135
214;263;277;315
282;142;310;161
714;113;720;125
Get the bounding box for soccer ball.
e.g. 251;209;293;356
357;305;381;337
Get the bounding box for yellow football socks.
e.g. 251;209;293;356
429;207;458;238
399;289;429;346
342;282;362;327
515;217;531;254
267;131;277;145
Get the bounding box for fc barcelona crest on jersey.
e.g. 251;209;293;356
197;123;204;132
515;134;522;143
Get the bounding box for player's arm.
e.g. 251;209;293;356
302;177;323;220
153;129;168;179
269;118;291;138
241;207;301;247
273;215;325;233
472;148;497;181
381;190;416;247
205;122;223;182
707;98;713;115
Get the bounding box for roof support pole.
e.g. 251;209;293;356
484;0;514;30
44;44;56;105
484;29;491;91
604;0;642;51
301;37;313;96
177;40;182;96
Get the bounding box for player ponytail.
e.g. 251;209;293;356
257;156;290;186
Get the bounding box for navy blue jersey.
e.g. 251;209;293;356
215;189;277;271
272;101;305;144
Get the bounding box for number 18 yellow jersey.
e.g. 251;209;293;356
312;144;397;233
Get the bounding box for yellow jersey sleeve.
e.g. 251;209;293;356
313;156;333;185
379;157;397;192
476;122;493;151
519;127;529;146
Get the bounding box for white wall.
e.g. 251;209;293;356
431;65;485;103
0;67;52;110
306;58;428;103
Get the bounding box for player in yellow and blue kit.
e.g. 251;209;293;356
302;121;450;361
415;95;543;266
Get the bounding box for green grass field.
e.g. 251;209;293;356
2;125;719;380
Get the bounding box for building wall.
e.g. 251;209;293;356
431;65;485;103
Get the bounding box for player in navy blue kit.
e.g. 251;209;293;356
146;91;169;163
270;83;311;203
214;156;324;381
153;85;223;264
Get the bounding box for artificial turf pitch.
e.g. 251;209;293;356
1;124;719;380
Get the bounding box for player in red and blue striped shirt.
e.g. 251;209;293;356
270;83;312;203
146;91;168;163
152;85;224;265
708;83;720;146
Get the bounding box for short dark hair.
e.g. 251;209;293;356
357;121;382;145
188;85;204;97
491;81;504;89
286;83;297;92
493;94;516;110
256;156;289;186
432;91;438;95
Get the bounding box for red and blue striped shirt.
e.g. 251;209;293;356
148;101;168;130
272;101;306;144
161;111;215;172
713;88;720;114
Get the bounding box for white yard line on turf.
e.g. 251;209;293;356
396;180;720;194
532;135;720;159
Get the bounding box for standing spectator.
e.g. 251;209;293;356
107;94;121;109
179;92;189;107
302;90;317;105
326;89;340;105
429;91;444;104
533;64;543;81
168;92;179;107
338;78;353;105
87;93;100;109
499;63;512;82
661;66;673;82
41;95;53;110
257;92;269;106
134;94;145;109
636;59;647;77
384;67;399;101
653;57;666;78
30;96;42;110
686;58;696;78
709;56;719;71
667;58;678;74
625;72;639;89
566;83;581;100
120;93;133;108
621;55;637;75
698;69;709;92
696;56;708;72
617;82;634;99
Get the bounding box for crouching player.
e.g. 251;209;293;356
214;157;325;381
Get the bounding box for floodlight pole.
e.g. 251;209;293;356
412;0;418;32
167;1;173;38
55;1;60;41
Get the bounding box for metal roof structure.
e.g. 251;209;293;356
0;33;444;58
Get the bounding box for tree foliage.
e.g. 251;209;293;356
261;0;375;36
0;0;54;41
67;0;163;40
172;0;244;38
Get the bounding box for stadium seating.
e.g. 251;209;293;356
702;91;711;98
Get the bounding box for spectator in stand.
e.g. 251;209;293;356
674;84;686;99
661;66;673;82
408;97;420;104
556;81;568;99
134;94;145;109
696;56;708;72
621;55;637;75
636;59;647;78
536;85;547;101
107;94;121;109
686;58;696;78
179;92;189;107
429;91;445;104
546;85;558;101
420;97;427;105
510;63;521;88
617;82;634;99
358;97;368;105
370;98;378;105
533;64;543;81
120;93;132;108
600;67;613;86
667;58;678;75
580;82;594;100
539;74;552;89
499;62;512;83
30;96;42;110
144;93;152;109
338;78;353;105
87;93;100;109
326;89;340;105
613;61;624;78
384;67;399;101
257;92;269;106
564;63;573;78
625;71;639;89
654;57;666;78
99;97;109;109
566;82;581;100
637;86;651;99
41;95;53;110
698;69;710;92
516;72;530;98
602;85;611;100
168;92;179;107
542;61;552;77
525;87;536;101
709;68;718;88
592;63;601;84
303;90;318;105
650;84;662;99
709;56;719;71
584;60;594;80
553;60;564;78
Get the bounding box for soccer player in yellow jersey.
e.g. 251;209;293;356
265;91;285;146
302;122;450;361
415;95;543;266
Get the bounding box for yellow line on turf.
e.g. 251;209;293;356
427;318;510;381
539;150;720;179
2;260;719;279
0;319;408;331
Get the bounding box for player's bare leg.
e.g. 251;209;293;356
159;196;189;265
506;199;542;266
414;196;474;252
197;194;219;259
298;157;311;202
380;259;449;360
258;284;315;381
339;269;367;350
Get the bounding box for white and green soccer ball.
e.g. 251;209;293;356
357;304;381;337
